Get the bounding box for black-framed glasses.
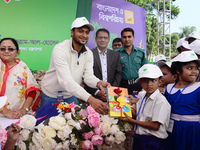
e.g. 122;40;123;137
97;36;109;40
0;48;16;52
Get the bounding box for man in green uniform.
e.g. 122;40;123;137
116;28;147;95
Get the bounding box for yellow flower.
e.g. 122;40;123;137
57;103;64;109
65;104;70;108
19;89;26;98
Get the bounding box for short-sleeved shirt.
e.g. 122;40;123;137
136;89;171;139
116;46;147;80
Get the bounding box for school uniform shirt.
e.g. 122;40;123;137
136;89;171;139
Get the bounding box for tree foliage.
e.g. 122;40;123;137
125;0;180;60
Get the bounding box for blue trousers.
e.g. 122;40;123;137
133;134;165;150
41;91;77;107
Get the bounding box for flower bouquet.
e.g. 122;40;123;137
17;102;133;150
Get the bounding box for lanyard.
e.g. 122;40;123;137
168;82;191;107
135;94;146;131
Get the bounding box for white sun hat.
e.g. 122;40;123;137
154;54;167;63
176;37;191;49
185;31;200;41
0;96;7;109
71;17;94;31
189;39;200;55
171;50;200;66
135;64;163;83
156;61;172;69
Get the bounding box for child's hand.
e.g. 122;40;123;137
119;112;134;123
128;95;139;105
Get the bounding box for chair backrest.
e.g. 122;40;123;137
33;70;46;89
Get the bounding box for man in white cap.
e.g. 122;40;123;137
185;31;200;44
176;37;191;53
41;17;109;114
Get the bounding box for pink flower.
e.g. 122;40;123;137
94;124;102;135
83;131;94;140
79;120;87;126
79;109;88;119
86;105;97;115
0;128;7;149
88;113;100;128
82;140;94;150
91;135;103;146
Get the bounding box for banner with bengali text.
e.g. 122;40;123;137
87;0;146;51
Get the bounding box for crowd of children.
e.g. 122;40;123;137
121;31;200;150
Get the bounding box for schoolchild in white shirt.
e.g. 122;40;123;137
120;64;171;150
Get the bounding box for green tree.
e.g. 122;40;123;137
179;26;196;38
125;0;180;60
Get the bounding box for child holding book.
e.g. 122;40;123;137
164;51;200;150
120;64;171;150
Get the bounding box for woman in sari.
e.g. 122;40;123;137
0;38;41;119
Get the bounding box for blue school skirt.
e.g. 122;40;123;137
133;134;165;150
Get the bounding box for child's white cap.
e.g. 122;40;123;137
171;51;200;66
176;37;191;49
189;39;200;55
185;31;200;41
154;54;167;63
135;64;163;83
156;61;172;69
0;96;7;109
71;17;94;31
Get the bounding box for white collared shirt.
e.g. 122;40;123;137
97;47;108;82
136;89;171;139
94;48;108;95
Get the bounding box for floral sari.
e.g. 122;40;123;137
0;58;41;111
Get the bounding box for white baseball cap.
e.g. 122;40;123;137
0;96;7;109
171;50;200;66
71;17;94;31
185;31;200;41
135;64;163;83
189;39;200;55
156;61;172;69
154;54;167;63
176;37;191;49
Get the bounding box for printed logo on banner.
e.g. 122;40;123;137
4;0;11;3
124;10;134;24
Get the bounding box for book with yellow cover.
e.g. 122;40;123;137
106;86;132;118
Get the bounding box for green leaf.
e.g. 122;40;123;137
81;123;91;133
53;135;62;143
43;118;50;126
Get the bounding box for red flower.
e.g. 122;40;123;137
53;103;59;107
20;78;27;86
113;87;122;95
64;108;70;113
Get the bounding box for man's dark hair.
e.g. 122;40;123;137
112;38;123;46
96;28;110;37
121;28;134;37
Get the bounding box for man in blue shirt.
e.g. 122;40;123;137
116;28;147;95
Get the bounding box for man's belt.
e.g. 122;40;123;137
121;79;136;85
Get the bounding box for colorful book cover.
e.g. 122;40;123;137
106;86;132;118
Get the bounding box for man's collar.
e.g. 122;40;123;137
97;47;107;55
72;42;87;53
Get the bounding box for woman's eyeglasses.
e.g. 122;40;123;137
0;48;16;52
